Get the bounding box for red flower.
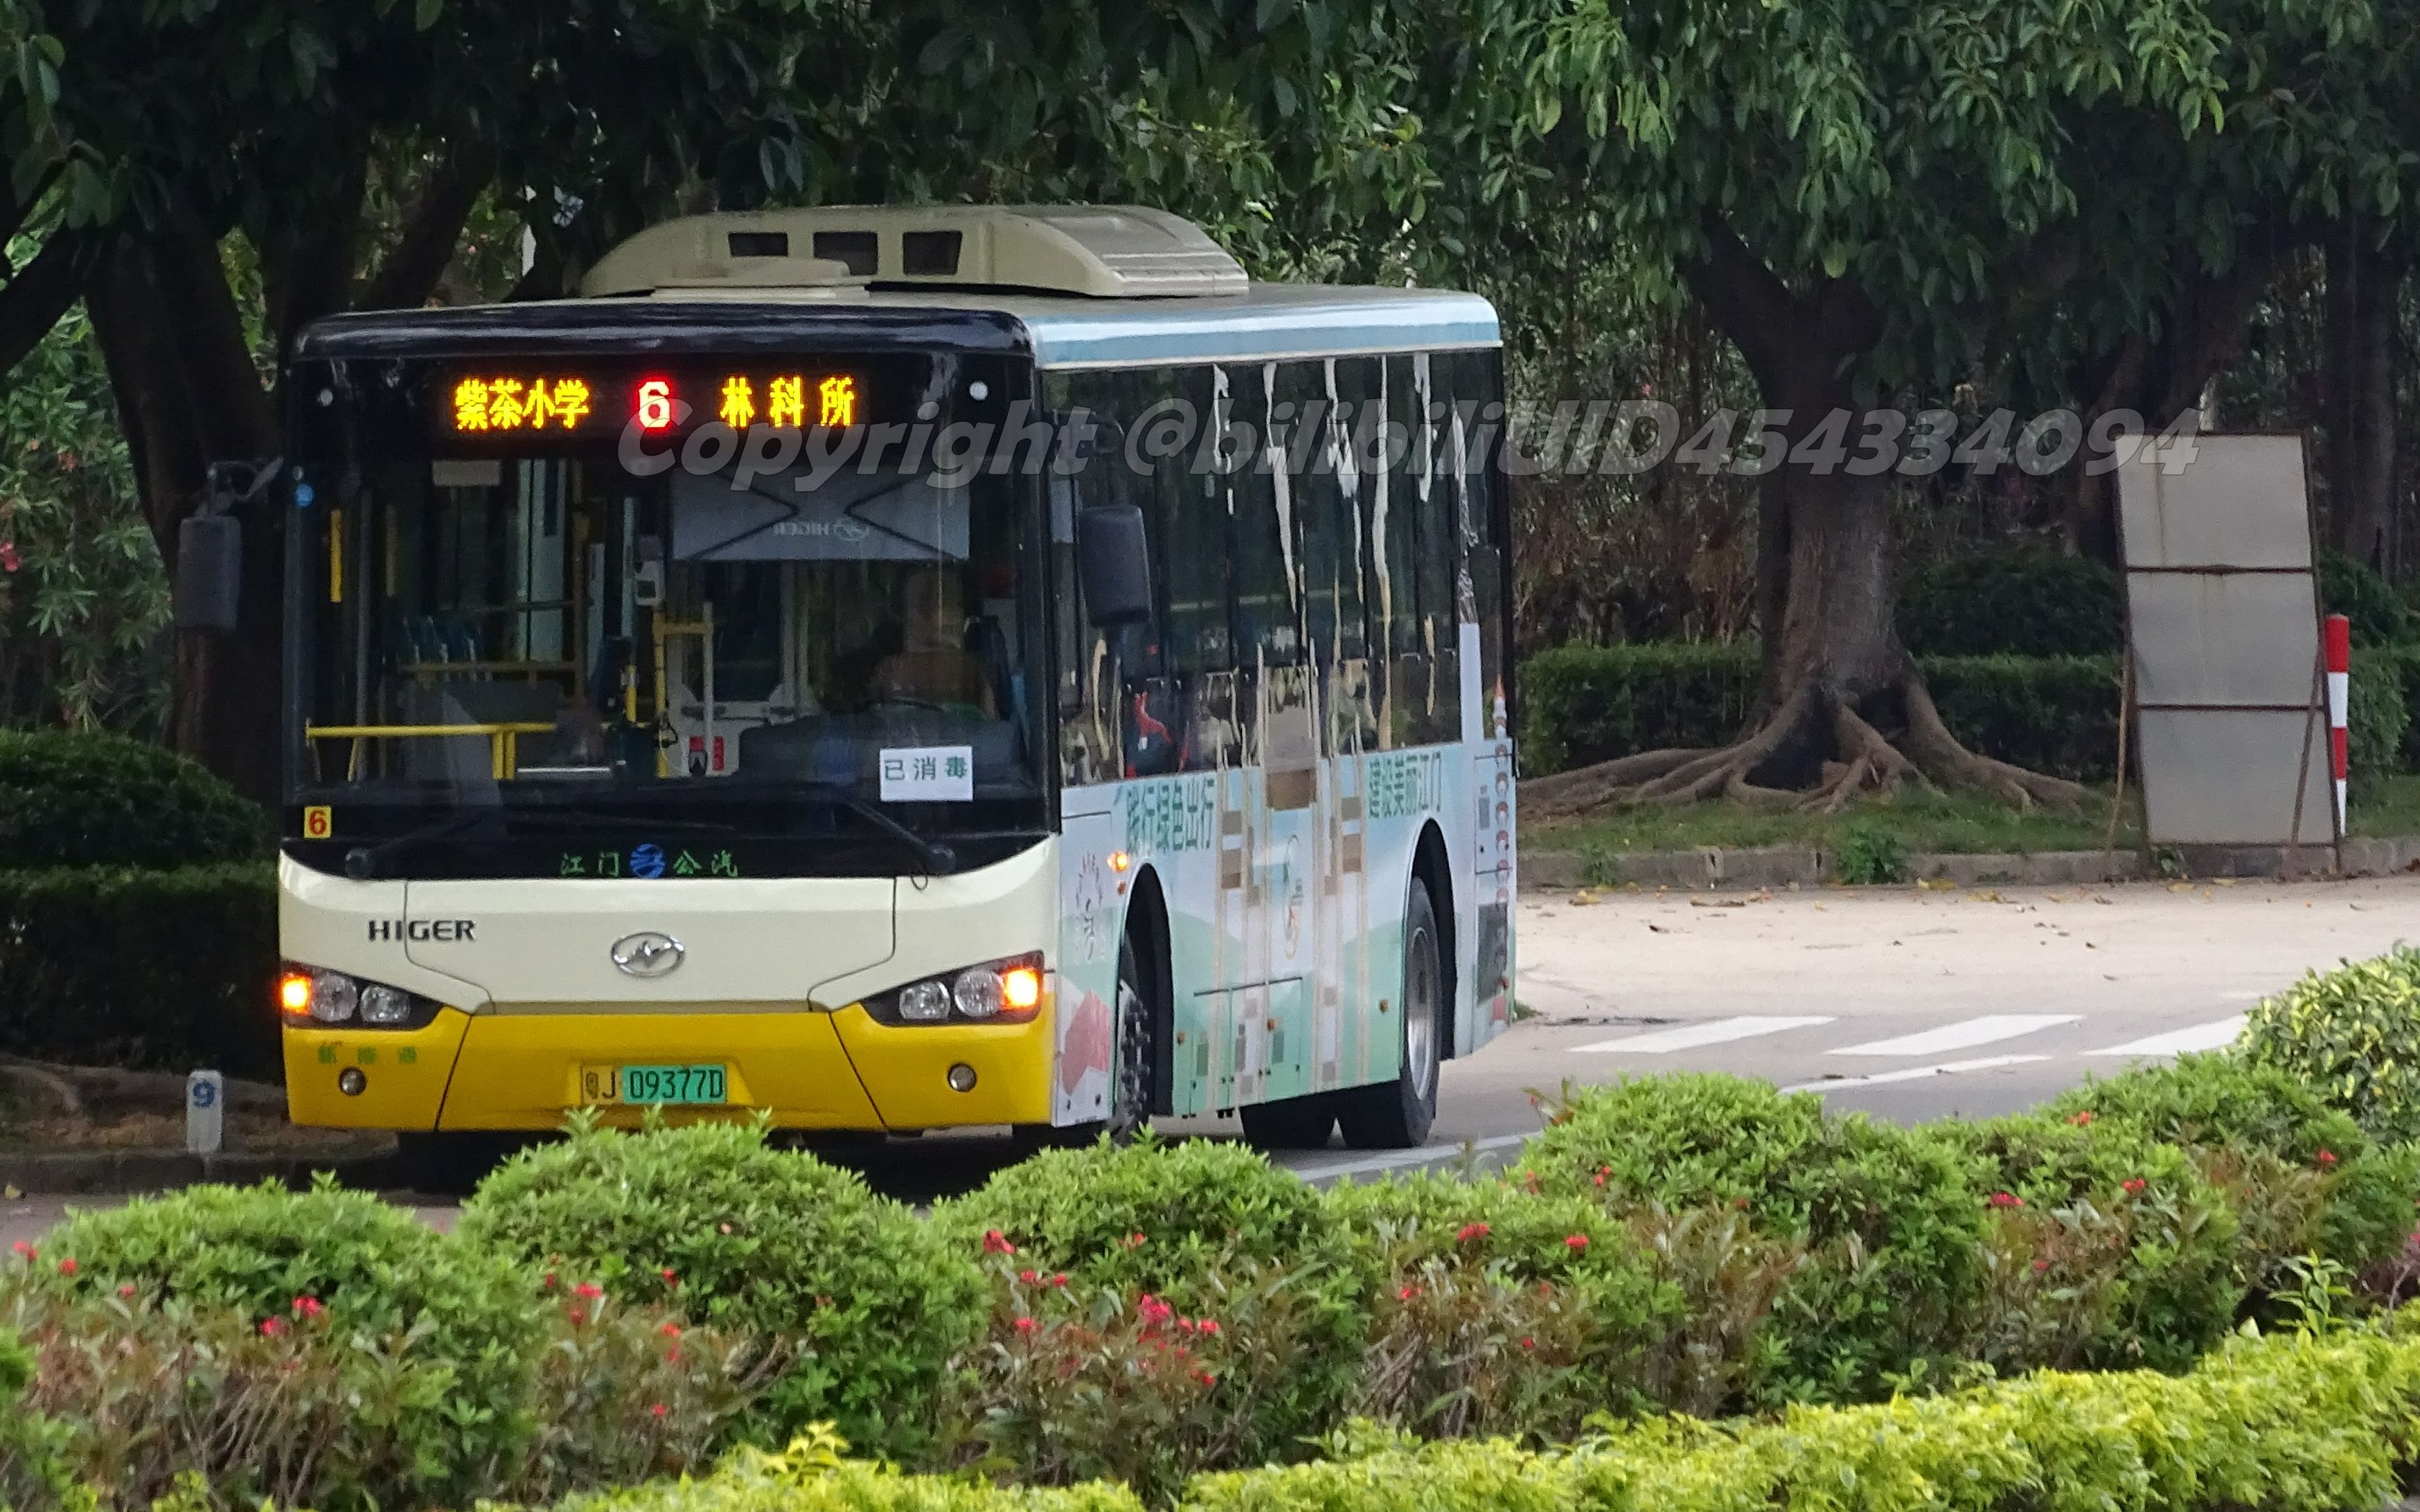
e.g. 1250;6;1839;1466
1123;1231;1148;1249
567;1307;587;1324
1538;1282;1554;1296
56;1258;76;1277
543;1273;558;1290
573;1282;604;1301
2069;1110;2094;1126
1520;1336;1536;1350
1457;1222;1491;1243
2121;1177;2148;1195
1197;1319;1219;1335
1051;1273;1069;1288
665;1348;683;1364
2318;1150;2338;1166
1193;1369;1216;1386
2033;1258;2050;1272
117;1283;136;1299
1987;1191;2025;1209
1013;1315;1039;1333
659;1321;682;1338
1137;1293;1175;1326
982;1229;1017;1255
9;1241;30;1259
1564;1234;1589;1251
259;1317;285;1337
650;1403;668;1418
1396;1284;1420;1301
660;1268;679;1286
1017;1268;1039;1283
1592;1172;1607;1187
293;1296;323;1318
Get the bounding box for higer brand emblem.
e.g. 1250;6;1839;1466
368;919;476;942
611;932;686;979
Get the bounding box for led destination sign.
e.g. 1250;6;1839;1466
436;366;862;443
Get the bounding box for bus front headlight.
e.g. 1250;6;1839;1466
278;964;440;1029
871;953;1045;1026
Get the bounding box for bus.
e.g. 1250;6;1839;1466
227;205;1514;1175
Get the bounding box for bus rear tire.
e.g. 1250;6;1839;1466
1240;1095;1335;1150
1337;881;1443;1150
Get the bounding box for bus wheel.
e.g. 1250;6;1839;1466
1240;1095;1335;1150
1338;881;1442;1149
393;1130;517;1197
1107;929;1159;1144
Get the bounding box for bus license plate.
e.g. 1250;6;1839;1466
582;1063;728;1105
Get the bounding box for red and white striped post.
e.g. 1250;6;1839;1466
2325;612;2351;831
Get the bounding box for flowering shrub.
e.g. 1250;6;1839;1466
459;1115;985;1461
24;1176;542;1496
1514;1076;1982;1405
1946;1112;2241;1369
950;1262;1296;1500
938;1136;1371;1461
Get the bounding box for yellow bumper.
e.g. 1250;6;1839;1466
283;997;1056;1132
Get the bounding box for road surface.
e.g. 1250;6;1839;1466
6;873;2414;1242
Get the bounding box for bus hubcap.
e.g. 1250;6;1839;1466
1405;920;1439;1099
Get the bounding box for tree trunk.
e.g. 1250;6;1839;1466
2324;229;2401;573
85;216;284;803
1521;216;2085;817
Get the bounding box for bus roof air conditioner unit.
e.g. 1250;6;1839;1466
580;205;1248;300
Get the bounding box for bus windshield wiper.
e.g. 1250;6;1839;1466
805;783;957;875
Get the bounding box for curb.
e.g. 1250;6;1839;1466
1522;836;2420;892
1;1146;395;1195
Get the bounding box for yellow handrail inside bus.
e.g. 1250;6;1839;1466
306;722;556;781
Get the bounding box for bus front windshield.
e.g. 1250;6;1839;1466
287;350;1049;877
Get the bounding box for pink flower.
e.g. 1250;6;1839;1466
1137;1293;1175;1326
55;1258;76;1277
2318;1150;2339;1167
259;1317;285;1337
659;1321;682;1338
293;1296;323;1318
650;1403;668;1418
573;1282;604;1301
982;1229;1017;1255
1017;1269;1039;1284
1988;1191;2025;1209
9;1241;30;1259
117;1283;136;1299
660;1268;679;1286
1457;1222;1491;1243
1013;1315;1039;1333
1197;1319;1219;1335
1564;1234;1590;1251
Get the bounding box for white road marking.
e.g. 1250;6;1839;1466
1280;1132;1529;1187
1571;1015;1836;1054
1781;1055;2049;1094
2087;1015;2247;1058
1831;1014;2081;1057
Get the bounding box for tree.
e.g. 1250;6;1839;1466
1;0;846;797
1514;0;2231;817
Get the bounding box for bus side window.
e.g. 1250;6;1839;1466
1229;362;1303;668
1306;357;1374;668
1162;365;1229;676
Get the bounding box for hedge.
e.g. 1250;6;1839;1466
0;729;269;871
1521;641;2420;783
0;862;280;1077
1519;643;2121;781
565;1328;2420;1512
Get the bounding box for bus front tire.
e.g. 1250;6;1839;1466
1107;930;1159;1144
1337;880;1443;1150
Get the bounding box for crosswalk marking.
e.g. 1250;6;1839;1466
2087;1015;2247;1058
1572;1015;1835;1054
1829;1014;2081;1058
1781;1055;2048;1094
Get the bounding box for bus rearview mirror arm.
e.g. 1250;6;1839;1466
1076;504;1153;628
175;458;283;634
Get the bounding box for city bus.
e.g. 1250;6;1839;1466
226;205;1514;1177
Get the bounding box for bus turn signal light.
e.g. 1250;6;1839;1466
1002;965;1042;1012
278;971;314;1016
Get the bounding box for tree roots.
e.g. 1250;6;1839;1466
1523;672;2089;819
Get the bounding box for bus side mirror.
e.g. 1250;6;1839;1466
175;513;244;633
1077;504;1153;627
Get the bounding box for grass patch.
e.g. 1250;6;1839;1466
1524;773;2420;863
